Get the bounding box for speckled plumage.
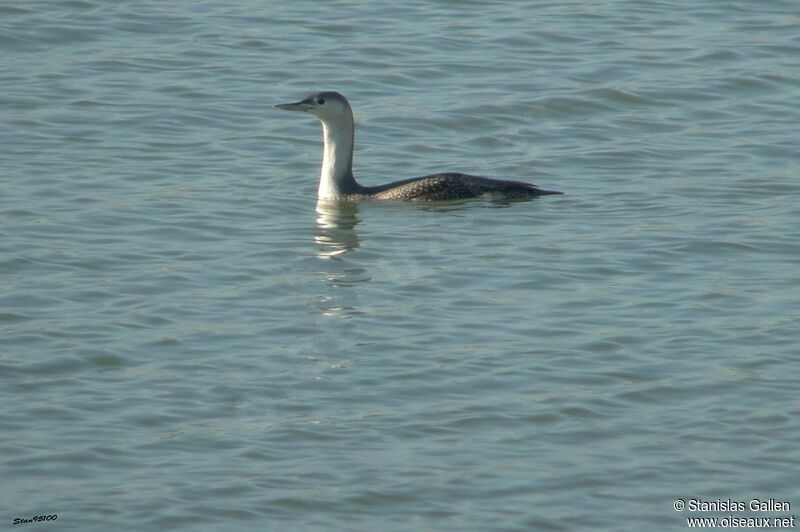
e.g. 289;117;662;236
275;92;562;201
362;172;561;201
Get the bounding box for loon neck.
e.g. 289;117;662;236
319;114;360;199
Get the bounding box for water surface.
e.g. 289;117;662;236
2;1;799;530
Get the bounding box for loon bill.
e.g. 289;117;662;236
275;91;563;201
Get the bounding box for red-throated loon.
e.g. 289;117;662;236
275;91;562;201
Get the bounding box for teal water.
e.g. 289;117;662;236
2;1;799;530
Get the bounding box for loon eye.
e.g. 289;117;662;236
316;97;326;105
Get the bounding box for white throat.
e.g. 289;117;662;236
318;115;356;200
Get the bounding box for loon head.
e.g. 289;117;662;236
275;91;353;124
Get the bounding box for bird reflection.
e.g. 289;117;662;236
314;199;360;259
313;199;371;306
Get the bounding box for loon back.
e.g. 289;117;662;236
364;173;562;201
274;91;563;201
